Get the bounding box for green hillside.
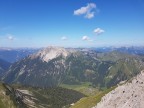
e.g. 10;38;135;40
70;86;116;108
0;83;16;108
0;83;85;108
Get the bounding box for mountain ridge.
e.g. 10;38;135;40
3;46;144;88
0;59;11;78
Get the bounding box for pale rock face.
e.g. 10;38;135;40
30;46;73;62
93;70;144;108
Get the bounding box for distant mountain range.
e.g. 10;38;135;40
0;59;11;78
0;48;39;63
93;46;144;55
2;46;144;88
1;46;144;63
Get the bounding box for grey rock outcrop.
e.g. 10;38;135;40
93;70;144;108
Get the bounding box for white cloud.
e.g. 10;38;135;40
94;28;105;35
82;36;93;42
85;12;95;19
82;36;89;40
74;3;96;19
7;34;14;40
61;36;67;40
0;33;15;41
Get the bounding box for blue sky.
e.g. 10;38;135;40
0;0;144;48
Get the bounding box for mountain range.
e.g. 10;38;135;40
0;59;11;78
0;46;144;108
0;48;39;63
2;46;144;89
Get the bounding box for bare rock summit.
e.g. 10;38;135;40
30;46;74;62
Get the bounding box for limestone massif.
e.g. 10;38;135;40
2;46;144;88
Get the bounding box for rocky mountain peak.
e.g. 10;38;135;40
93;70;144;108
30;46;72;62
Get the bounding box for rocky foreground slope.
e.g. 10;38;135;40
93;70;144;108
